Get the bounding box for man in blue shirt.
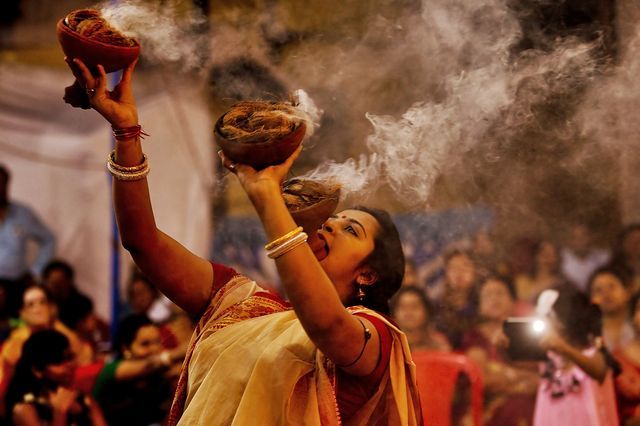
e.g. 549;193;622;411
0;164;55;316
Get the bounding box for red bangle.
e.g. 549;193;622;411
112;124;149;141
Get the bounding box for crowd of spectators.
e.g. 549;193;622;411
3;158;640;425
390;222;640;426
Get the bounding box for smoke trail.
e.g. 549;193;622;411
98;0;208;71
299;0;603;208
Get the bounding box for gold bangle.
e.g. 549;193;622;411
107;161;150;181
264;226;303;251
107;151;148;172
267;232;308;259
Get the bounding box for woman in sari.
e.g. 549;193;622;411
64;58;422;425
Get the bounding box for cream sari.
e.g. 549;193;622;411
168;275;422;426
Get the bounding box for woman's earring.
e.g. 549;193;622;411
357;285;366;302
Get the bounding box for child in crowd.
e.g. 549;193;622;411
534;289;618;425
390;286;451;352
5;329;106;425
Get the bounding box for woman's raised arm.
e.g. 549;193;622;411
65;58;213;316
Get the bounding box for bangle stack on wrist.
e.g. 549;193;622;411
106;150;150;181
265;226;308;259
112;124;149;141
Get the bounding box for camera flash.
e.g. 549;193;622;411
532;319;546;334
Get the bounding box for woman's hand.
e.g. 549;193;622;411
218;145;303;205
539;326;570;355
49;387;78;414
64;57;138;128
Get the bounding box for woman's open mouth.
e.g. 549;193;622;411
311;232;330;261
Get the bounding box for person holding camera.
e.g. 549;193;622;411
533;289;618;425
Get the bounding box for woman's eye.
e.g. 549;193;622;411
345;226;357;236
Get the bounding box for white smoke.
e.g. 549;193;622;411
98;0;208;71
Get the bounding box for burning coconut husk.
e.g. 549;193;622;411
219;101;305;144
65;9;137;47
283;179;341;211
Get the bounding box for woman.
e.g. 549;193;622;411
93;314;182;425
588;267;634;351
0;286;92;416
461;275;538;426
610;224;640;294
5;329;106;426
515;240;565;306
64;58;421;425
390;286;451;352
613;293;640;424
433;249;479;349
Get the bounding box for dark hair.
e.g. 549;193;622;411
115;314;153;358
610;224;640;269
5;330;70;415
65;293;94;329
352;207;405;315
443;248;474;267
389;286;434;320
0;164;9;183
551;289;602;348
586;266;633;296
127;272;158;299
479;273;517;300
42;259;75;283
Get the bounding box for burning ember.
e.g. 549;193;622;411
64;9;137;47
283;179;341;212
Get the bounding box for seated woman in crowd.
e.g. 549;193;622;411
5;329;106;426
461;275;538;426
612;293;640;425
610;224;640;294
93;314;184;426
515;240;566;306
534;289;618;425
434;249;479;349
390;286;451;352
589;267;635;351
0;285;92;416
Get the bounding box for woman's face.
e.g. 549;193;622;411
314;210;379;299
129;279;156;314
536;241;558;271
41;349;76;387
445;254;476;291
590;272;630;314
127;324;162;359
21;288;53;328
393;292;428;331
479;279;514;321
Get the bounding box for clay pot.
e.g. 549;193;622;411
56;16;140;73
214;114;306;170
283;179;341;247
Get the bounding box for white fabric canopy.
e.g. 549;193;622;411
0;64;215;321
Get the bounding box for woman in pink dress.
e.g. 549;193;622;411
533;289;619;426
